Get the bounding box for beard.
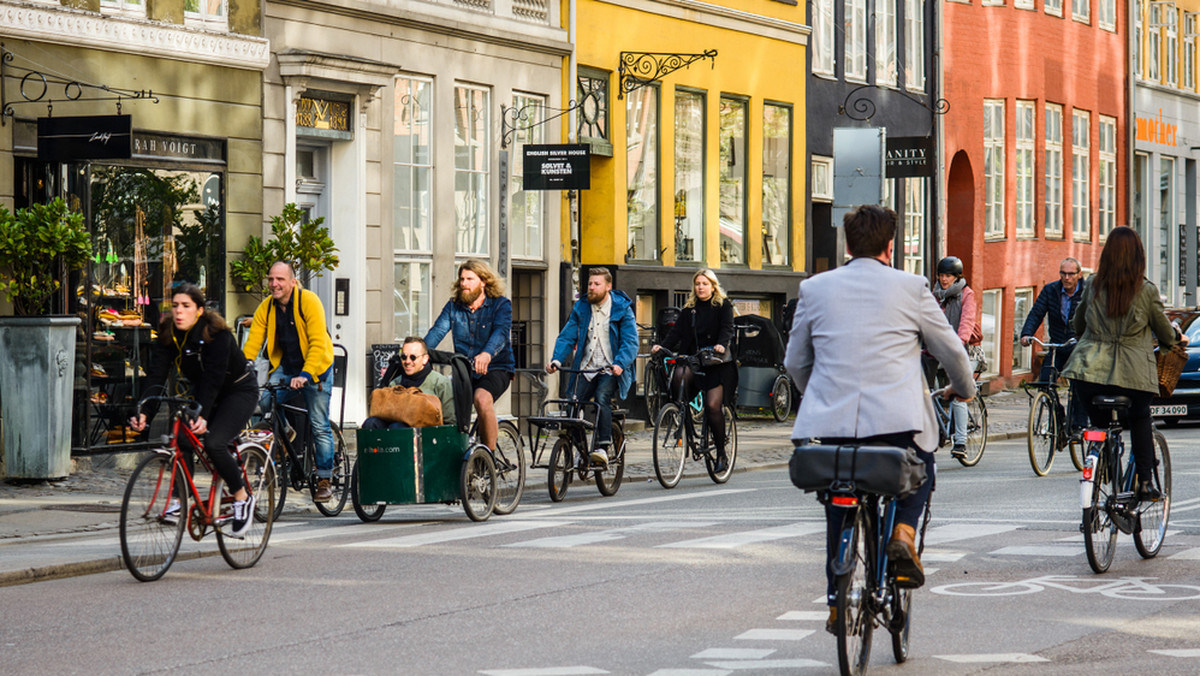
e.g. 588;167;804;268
587;289;608;305
460;286;483;304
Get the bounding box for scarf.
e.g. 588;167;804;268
932;277;967;331
399;361;432;388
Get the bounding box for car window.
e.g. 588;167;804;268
1186;321;1200;344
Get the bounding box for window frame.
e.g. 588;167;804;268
981;288;1002;378
1071;108;1091;242
761;101;792;268
902;178;926;276
1046;0;1063;17
673;87;707;265
845;0;868;81
875;0;898;86
904;0;926;91
718;95;749;266
1166;7;1180;87
1015;100;1036;238
1098;0;1116;30
1072;0;1090;24
453;83;491;257
510;91;548;261
625;84;660;263
1045;103;1064;238
1012;287;1034;373
812;0;836;76
184;0;228;30
1150;4;1162;82
812;156;834;202
393;75;435;255
1098;115;1117;240
984;99;1006;240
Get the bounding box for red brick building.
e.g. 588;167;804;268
943;0;1125;388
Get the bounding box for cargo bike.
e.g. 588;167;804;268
350;350;526;522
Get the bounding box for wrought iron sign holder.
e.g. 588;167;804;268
618;49;717;99
1;43;159;126
839;83;949;122
500;94;599;149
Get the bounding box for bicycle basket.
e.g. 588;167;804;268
789;444;927;498
1157;343;1188;397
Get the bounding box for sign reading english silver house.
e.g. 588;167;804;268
523;143;590;190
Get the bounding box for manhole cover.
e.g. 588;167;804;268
44;503;122;513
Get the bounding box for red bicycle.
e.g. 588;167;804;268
119;396;276;582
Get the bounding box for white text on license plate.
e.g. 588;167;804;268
1151;404;1187;416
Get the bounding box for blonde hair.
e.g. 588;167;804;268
452;258;506;302
684;268;727;308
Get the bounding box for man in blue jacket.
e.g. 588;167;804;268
1019;256;1087;430
547;267;638;465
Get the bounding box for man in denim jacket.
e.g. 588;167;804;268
425;259;514;452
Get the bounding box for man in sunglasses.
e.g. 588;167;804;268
1020;257;1088;431
362;337;455;429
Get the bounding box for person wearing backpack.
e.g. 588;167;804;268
932;256;978;459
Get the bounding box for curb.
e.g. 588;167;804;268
0;550;213;588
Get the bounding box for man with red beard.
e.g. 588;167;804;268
547;267;638;465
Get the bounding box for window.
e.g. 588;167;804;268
510;92;546;259
1166;8;1180;87
762;103;792;267
876;0;897;86
577;68;612;156
1016;0;1033;10
813;0;835;75
1099;0;1115;29
1150;4;1162;81
1160;157;1176;297
1046;0;1062;17
1135;4;1143;77
455;85;490;256
1013;287;1034;372
1186;14;1197;90
100;0;144;17
674;89;705;264
1072;109;1090;240
1072;0;1089;23
812;156;833;202
983;0;1004;7
905;0;926;90
1045;104;1064;238
981;289;1002;377
626;85;659;261
903;178;925;275
1133;152;1150;239
394;262;432;340
394;76;433;253
719;97;748;265
984;99;1005;238
1015;100;1036;238
846;0;868;81
1098;115;1117;239
184;0;226;29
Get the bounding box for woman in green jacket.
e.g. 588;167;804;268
1062;226;1184;500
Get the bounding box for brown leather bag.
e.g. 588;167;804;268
369;386;443;427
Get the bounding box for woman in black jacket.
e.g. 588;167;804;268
652;269;736;471
129;284;259;537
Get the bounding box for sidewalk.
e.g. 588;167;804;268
0;388;1031;586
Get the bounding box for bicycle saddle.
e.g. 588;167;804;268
1091;395;1131;411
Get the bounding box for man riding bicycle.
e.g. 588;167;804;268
785;205;976;632
1020;256;1088;432
546;267;638;466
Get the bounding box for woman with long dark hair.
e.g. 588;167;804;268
129;284;259;536
1063;226;1184;499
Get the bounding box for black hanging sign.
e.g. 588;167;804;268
885;136;934;178
37;115;133;161
523;144;590;190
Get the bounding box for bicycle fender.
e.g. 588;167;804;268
832;522;859;576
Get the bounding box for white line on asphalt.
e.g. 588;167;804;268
1171;497;1200;507
658;522;825;549
988;545;1082;557
691;649;776;659
337;520;572;548
776;611;828;621
1149;649;1200;657
479;668;609;676
933;654;1049;663
271;522;422;544
1172;503;1200;514
647;670;733;675
1168;547;1200;560
733;629;814;641
522;489;755;516
702;659;827;669
922;550;967;562
505;521;718;548
923;523;1021;545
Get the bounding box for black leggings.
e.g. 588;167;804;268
670;364;727;454
180;383;258;494
1072;380;1156;482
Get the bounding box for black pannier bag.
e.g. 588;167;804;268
789;444;927;498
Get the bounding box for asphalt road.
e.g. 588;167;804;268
2;427;1199;675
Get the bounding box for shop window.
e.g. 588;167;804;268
1013;287;1033;372
185;0;227;30
762;102;792;267
577;67;612;157
100;0;145;18
903;178;925;275
981;289;1002;377
719;96;747;266
510;92;546;260
455;84;490;256
1159;157;1176;302
674;89;705;264
626;85;659;262
394;261;431;340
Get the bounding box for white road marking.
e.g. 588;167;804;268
479;668;608;675
505;522;717;548
272;522;420;544
923;523;1021;545
776;611;828;621
338;520;571;548
530;489;755;516
989;545;1081;557
1149;649;1200;657
733;628;814;641
659;523;825;549
1168;548;1200;560
647;670;731;676
922;550;967;562
691;649;776;659
934;654;1049;663
702;659;827;669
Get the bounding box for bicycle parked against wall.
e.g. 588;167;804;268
1079;395;1171;574
1024;337;1085;476
651;349;738;488
119;396;275;582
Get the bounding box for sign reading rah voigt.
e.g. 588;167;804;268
885;136;934;178
523;144;590;190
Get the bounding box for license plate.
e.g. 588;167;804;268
1151;404;1187;416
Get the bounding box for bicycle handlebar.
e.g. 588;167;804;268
1027;336;1077;349
136;396;202;420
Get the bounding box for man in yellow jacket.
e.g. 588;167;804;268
243;261;336;501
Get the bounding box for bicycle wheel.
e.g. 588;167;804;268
1027;390;1057;476
1083;443;1118;574
705;405;737;484
1134;431;1172;558
547;437;573;502
771;374;792;422
252;420;289;521
653;404;687;489
350;458;386;522
957;396;987;467
889;587;913;664
835;507;873;676
216;443;275;570
314;423;351;517
120;453;187;582
595;422;626;497
492;420;527;515
460;446;496;522
644;361;663;424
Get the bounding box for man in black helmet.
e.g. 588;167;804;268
930;256;979;459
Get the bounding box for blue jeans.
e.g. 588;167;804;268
571;373;617;446
264;368;335;478
361;417;408;430
950;400;969;446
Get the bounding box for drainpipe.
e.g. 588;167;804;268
568;0;581;301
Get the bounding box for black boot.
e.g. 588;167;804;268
714;450;729;474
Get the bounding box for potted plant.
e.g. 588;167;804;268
230;203;339;299
0;198;91;480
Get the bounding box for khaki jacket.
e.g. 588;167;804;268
1062;280;1178;393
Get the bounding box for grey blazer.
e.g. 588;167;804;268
786;257;977;451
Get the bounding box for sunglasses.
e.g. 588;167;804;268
400;354;423;361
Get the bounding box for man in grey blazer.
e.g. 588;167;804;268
786;205;976;629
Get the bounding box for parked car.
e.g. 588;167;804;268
1151;309;1200;424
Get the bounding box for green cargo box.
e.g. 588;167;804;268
356;426;469;505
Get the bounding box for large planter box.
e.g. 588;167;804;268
0;316;81;480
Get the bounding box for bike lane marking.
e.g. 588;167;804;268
524;488;755;516
733;628;814;641
933;654;1049;663
479;667;609;675
504;521;718;548
336;520;572;548
923;522;1021;545
1149;649;1200;657
1168;547;1200;559
988;544;1081;557
657;522;826;549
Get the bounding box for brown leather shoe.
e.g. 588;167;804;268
886;523;924;589
313;478;333;503
825;607;837;635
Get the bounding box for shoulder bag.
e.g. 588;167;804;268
369;386;443;427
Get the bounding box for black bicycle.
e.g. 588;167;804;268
651;349;737;488
1025;337;1085;476
1080;395;1171;574
254;382;351;519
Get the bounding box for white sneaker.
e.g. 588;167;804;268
162;498;181;525
589;447;609;466
229;495;256;539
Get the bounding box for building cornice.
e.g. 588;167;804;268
0;2;270;71
596;0;810;44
